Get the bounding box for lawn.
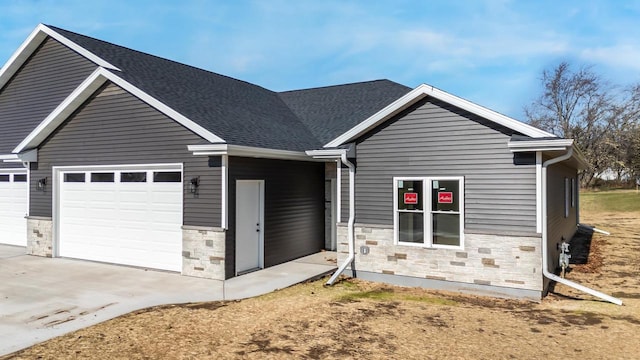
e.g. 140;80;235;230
580;188;640;213
3;190;640;359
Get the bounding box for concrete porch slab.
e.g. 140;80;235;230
224;251;337;300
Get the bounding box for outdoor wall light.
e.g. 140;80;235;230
37;177;47;192
190;177;200;194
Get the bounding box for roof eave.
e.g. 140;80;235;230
189;144;321;162
508;138;589;170
0;149;37;163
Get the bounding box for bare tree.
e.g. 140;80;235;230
525;62;640;187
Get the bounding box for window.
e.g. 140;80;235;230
153;171;181;182
394;177;464;248
396;180;424;244
570;178;576;208
564;177;570;218
0;175;9;182
121;172;147;182
91;172;115;182
64;173;86;183
13;174;27;182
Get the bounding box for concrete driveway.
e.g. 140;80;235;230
0;245;336;356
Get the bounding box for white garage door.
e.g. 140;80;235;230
58;167;183;271
0;170;28;246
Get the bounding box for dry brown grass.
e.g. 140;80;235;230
3;209;640;359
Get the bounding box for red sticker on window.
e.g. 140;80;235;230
404;192;418;204
438;192;453;203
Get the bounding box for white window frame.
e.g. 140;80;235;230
570;177;576;208
393;176;464;249
564;177;570;218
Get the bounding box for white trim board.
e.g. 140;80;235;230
535;152;542;234
221;155;228;230
325;84;556;148
188;144;318;162
0;24;120;91
14;67;225;154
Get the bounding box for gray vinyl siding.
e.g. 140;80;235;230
0;37;96;154
30;83;221;227
545;162;578;275
226;157;324;278
350;98;537;233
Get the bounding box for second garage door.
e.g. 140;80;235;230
0;170;28;246
58;167;183;271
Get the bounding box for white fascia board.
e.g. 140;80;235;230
188;144;228;154
0;24;49;90
305;149;347;159
423;85;556;138
0;24;119;90
507;139;574;152
324;86;429;148
188;144;316;161
325;83;556;148
13;68;108;153
0;154;19;161
508;138;589;170
42;25;120;71
14;68;225;153
571;145;590;170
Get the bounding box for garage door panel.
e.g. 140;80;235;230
59;167;182;272
0;172;28;246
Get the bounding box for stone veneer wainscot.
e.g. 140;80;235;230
337;223;543;294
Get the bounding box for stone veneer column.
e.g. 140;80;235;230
182;225;226;280
26;216;53;257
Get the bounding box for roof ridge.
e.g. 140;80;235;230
279;79;401;94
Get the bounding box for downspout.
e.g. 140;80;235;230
326;152;355;285
542;148;622;305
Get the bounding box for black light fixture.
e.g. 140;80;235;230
189;177;200;194
37;177;47;192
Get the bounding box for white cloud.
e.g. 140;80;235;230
580;44;640;72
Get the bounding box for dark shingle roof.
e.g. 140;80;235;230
279;80;411;145
43;26;411;151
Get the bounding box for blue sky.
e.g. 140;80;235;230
1;0;639;120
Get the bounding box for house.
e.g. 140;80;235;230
1;24;617;303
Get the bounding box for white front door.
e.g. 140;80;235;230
58;167;183;271
235;180;263;275
0;170;28;246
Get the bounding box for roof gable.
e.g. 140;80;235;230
0;24;118;92
325;84;556;148
14;68;225;153
0;36;96;155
